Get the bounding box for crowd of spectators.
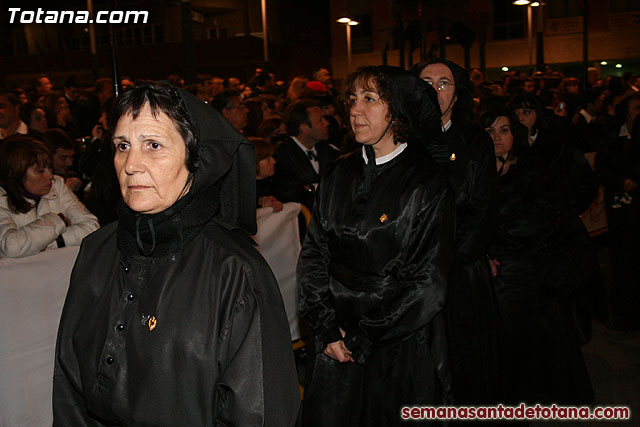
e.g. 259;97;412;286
0;62;638;334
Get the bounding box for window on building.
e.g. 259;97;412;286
208;27;228;39
154;25;164;43
351;14;372;54
346;0;372;53
70;24;162;50
548;0;582;18
123;28;133;45
9;28;28;55
134;27;142;45
492;0;525;40
610;0;640;12
143;26;153;44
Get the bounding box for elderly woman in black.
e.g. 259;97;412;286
298;66;454;426
53;81;299;426
483;109;594;405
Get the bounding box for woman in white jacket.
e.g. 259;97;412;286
0;135;99;258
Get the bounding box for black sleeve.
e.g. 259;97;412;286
215;273;299;427
53;241;109;427
297;184;344;353
562;147;599;217
454;134;497;267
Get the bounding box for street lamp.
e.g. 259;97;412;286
337;17;359;73
261;0;268;61
513;0;542;74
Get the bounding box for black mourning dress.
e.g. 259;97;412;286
53;86;300;426
596;130;640;328
490;155;594;405
435;122;502;405
529;127;599;344
298;144;455;427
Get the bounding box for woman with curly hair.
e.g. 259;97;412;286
298;66;455;426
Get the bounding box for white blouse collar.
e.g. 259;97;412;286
362;142;408;165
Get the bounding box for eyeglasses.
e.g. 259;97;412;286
424;79;455;92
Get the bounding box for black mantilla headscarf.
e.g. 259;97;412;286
356;65;442;197
116;83;256;258
409;58;474;128
409;59;475;164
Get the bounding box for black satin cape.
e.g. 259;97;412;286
298;148;455;426
298;67;454;425
438;122;503;405
490;149;594;405
53;85;300;426
410;60;503;405
596;133;640;326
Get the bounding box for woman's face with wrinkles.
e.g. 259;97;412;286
113;103;190;214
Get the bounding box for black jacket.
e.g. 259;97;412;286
53;85;300;426
272;137;331;209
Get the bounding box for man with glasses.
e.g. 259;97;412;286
410;59;501;407
416;63;457;132
211;90;248;133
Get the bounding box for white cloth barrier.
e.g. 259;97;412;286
254;202;303;341
0;246;80;427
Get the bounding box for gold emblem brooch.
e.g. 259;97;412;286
380;213;388;223
450;153;456;161
148;316;157;331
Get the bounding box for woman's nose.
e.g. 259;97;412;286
124;148;145;174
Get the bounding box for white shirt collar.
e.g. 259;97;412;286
619;123;631;139
362;142;408;165
0;121;28;139
442;119;453;132
529;129;539;145
291;136;316;154
579;109;594;124
17;121;28;135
